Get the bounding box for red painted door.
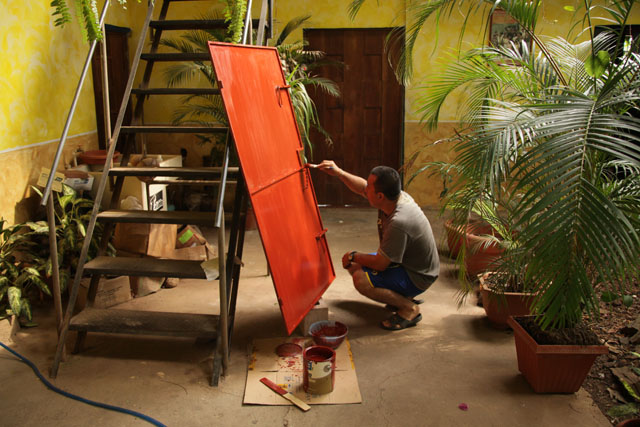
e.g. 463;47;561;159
208;42;335;334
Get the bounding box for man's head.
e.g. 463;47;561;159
366;166;401;207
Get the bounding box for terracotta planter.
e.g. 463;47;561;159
78;149;121;165
479;275;535;329
507;316;608;393
464;232;503;277
444;219;504;277
617;419;640;427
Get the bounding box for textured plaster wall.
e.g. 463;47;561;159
3;1;638;222
0;0;135;223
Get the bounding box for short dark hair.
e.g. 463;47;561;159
370;166;401;201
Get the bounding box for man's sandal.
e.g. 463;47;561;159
380;313;422;331
385;298;424;312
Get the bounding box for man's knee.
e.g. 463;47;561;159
352;270;372;295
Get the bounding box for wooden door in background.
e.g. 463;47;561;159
91;24;132;151
305;28;404;206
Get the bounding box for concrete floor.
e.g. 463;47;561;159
0;208;609;426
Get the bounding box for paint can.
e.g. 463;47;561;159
303;345;336;394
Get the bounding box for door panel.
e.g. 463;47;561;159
305;28;404;206
91;25;132;150
208;43;335;335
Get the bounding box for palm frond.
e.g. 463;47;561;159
276;15;311;46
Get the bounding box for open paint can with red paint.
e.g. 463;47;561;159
303;345;336;394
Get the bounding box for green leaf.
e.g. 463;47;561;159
630;352;640;359
607;402;638;417
20;321;38;328
585;50;610;78
601;291;619;303
563;6;575;12
20;298;32;321
7;287;21;316
623;295;634;307
632;367;640;377
32;276;52;297
621;379;640;402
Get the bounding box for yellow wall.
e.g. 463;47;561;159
2;1;637;223
0;0;138;223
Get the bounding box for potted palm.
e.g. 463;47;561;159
354;0;640;392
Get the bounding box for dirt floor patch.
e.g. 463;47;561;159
583;286;640;426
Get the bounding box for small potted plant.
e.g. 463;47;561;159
0;220;50;327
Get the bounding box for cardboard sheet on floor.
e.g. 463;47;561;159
244;337;362;405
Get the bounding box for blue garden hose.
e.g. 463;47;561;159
0;341;166;427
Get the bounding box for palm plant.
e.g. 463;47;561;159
362;0;640;330
160;14;340;161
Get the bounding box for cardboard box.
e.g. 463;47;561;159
171;242;217;261
113;223;177;258
88;154;182;209
77;276;132;310
129;276;164;297
176;225;207;249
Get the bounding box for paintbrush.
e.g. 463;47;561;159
260;377;311;412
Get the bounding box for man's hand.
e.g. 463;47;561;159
342;251;353;269
307;160;342;177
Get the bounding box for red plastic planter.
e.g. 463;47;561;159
507;316;608;393
479;280;534;329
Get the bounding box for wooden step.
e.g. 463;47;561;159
120;125;227;133
69;307;219;338
141;52;210;61
97;210;234;225
150;19;228;30
131;88;220;96
109;166;239;178
149;19;263;31
142;178;237;186
84;257;211;279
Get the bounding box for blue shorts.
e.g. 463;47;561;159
362;264;424;298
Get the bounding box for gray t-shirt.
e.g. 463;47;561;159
378;192;440;290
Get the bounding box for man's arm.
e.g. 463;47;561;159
310;160;367;197
342;251;391;271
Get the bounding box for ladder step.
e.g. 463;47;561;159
69;308;219;338
131;88;220;96
121;125;227;133
84;257;210;279
142;178;238;186
141;52;210;61
150;19;228;30
97;210;234;225
109;166;239;178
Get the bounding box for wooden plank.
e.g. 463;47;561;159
120;125;227;133
109;166;239;178
84;257;210;279
97;210;236;225
141;52;211;61
150;19;227;30
141;178;237;186
131;88;220;95
69;307;219;337
97;210;217;225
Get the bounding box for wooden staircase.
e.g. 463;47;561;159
49;0;272;386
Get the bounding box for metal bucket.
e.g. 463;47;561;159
303;345;336;394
